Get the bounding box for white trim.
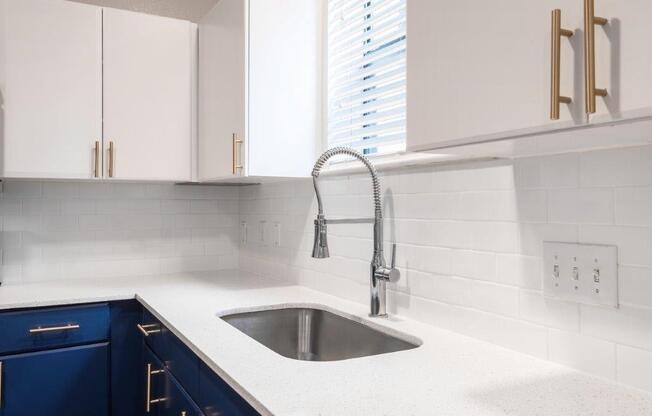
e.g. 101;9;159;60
319;151;492;176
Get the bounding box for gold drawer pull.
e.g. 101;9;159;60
232;133;243;175
93;141;100;178
146;363;166;413
550;9;574;120
137;323;161;337
584;0;608;113
108;141;115;178
29;323;80;334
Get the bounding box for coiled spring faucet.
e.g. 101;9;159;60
311;147;399;317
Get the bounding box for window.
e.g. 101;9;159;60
327;0;407;156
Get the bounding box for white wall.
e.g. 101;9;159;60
0;181;239;283
239;144;652;394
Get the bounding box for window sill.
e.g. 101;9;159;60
319;151;483;177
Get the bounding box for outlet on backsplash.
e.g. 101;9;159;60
240;221;248;246
543;242;618;308
259;221;267;245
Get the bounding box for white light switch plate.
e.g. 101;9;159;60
543;241;618;308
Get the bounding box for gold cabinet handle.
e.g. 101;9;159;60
93;141;100;178
584;0;608;113
146;363;166;413
29;323;80;334
108;141;115;178
550;9;574;120
232;133;243;175
137;323;161;337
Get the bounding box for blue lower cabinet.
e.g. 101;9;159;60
198;362;260;416
110;300;145;416
0;343;109;416
160;371;204;416
144;345;202;416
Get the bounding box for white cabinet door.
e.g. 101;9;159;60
247;0;321;178
198;0;246;181
0;0;102;179
103;8;193;181
590;0;652;122
407;0;585;151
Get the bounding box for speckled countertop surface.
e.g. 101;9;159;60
1;271;651;416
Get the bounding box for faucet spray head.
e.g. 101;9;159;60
312;216;329;259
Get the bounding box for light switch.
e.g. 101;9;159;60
543;241;618;307
273;222;281;247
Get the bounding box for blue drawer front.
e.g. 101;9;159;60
0;343;109;416
141;308;200;401
199;362;260;416
0;303;110;354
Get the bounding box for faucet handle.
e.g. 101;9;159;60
375;244;400;283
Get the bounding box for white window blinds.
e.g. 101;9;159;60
327;0;407;156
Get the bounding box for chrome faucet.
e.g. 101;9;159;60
311;147;399;317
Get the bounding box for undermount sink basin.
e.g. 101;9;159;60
220;307;420;361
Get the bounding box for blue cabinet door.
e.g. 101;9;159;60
198;362;259;416
159;371;203;416
110;300;144;416
0;343;109;416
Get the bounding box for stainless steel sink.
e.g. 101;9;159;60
220;307;420;361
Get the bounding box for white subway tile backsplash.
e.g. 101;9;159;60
0;181;239;285
617;345;652;393
619;266;652;308
240;145;652;393
548;329;616;379
581;305;652;351
540;153;579;188
548;188;614;224
518;290;580;332
615;187;652;226
580;146;652;187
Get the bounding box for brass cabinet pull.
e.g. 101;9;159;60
108;141;115;178
137;323;161;337
93;141;100;178
232;133;243;175
550;9;574;120
29;323;80;334
584;0;608;113
146;363;166;413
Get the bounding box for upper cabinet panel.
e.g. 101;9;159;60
103;8;194;181
247;0;322;178
589;0;652;122
407;0;586;152
0;0;102;179
198;0;322;182
197;0;247;181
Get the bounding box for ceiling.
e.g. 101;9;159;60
69;0;220;22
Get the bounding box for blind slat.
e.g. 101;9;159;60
328;0;406;156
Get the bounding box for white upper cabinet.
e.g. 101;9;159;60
103;8;195;181
407;0;652;154
198;0;246;181
589;0;652;123
0;0;102;179
407;0;586;152
198;0;322;182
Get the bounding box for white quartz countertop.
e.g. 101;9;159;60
1;271;651;416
